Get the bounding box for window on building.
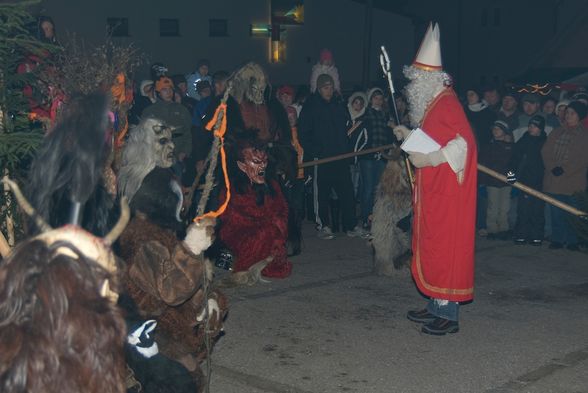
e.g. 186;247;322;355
493;8;501;26
160;18;180;37
481;8;488;27
209;19;228;37
107;17;129;37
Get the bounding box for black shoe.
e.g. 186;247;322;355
549;241;563;249
514;238;526;245
421;318;460;335
530;239;542;246
567;244;580;252
407;309;437;324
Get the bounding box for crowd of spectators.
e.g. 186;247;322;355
21;16;588;250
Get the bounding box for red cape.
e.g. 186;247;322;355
411;88;477;302
219;181;292;278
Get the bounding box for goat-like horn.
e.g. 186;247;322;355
103;196;130;245
1;176;53;233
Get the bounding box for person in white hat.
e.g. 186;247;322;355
393;23;478;335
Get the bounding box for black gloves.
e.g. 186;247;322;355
551;166;564;176
506;170;517;184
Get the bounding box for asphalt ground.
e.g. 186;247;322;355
207;222;588;393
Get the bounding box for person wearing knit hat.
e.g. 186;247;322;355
492;120;510;135
298;63;364;241
392;22;478;335
541;98;588;251
479;115;514;241
150;62;168;81
513;93;547;142
277;85;295;109
566;100;588;121
528;114;545;132
571;91;588;105
316;73;334;91
569;99;588;130
310;49;341;93
507;108;547;246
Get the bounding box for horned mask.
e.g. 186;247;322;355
2;177;129;303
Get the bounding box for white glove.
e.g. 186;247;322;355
407;150;446;168
393;125;411;141
183;217;216;255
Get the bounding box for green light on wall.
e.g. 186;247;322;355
250;24;271;37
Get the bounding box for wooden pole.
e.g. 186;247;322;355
478;164;587;218
299;143;397;168
299;152;587;219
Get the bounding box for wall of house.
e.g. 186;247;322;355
40;0;413;89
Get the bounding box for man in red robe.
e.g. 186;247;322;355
394;23;477;335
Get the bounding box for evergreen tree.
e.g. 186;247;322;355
0;1;55;244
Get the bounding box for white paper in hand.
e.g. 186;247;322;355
400;127;441;154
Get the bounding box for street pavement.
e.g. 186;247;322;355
207;222;588;393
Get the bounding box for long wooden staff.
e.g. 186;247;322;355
478;164;587;218
380;46;414;185
299;143;397;168
299;150;587;218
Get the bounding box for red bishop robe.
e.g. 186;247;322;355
219;180;292;278
411;88;477;302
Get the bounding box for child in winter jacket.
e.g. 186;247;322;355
478;120;514;238
507;115;547;245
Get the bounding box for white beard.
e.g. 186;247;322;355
403;66;449;127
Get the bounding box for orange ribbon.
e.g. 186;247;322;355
111;73;133;147
194;102;231;221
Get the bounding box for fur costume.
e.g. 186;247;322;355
211;62;300;256
370;149;413;275
218;130;292;279
26;93;115;236
117;117;227;377
0;180;130;393
123;306;198;393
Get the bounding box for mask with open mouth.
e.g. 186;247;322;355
152;122;175;168
237;147;268;184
